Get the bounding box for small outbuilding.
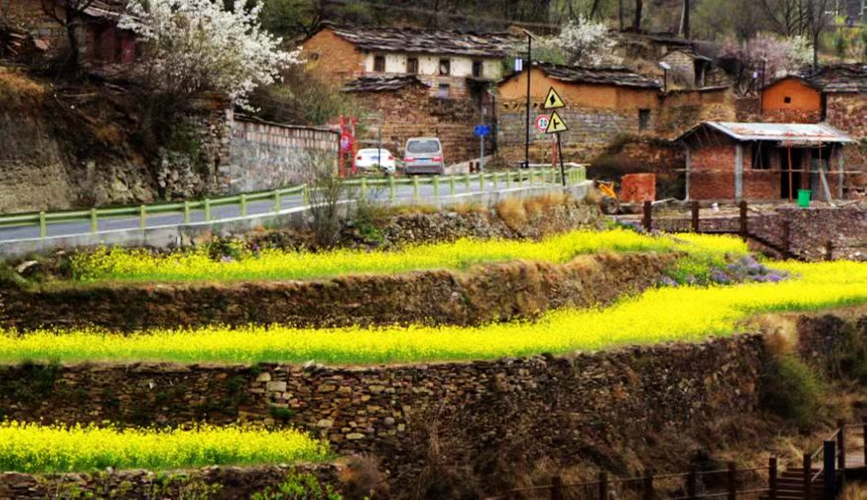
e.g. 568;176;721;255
677;122;854;202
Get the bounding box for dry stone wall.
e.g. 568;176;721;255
0;253;674;331
0;335;766;492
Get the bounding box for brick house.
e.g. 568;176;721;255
342;75;487;164
5;0;137;66
678;122;855;201
301;24;516;100
496;62;735;165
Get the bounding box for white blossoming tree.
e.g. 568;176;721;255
547;16;619;67
118;0;300;109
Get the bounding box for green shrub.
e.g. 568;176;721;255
252;472;342;500
761;354;823;429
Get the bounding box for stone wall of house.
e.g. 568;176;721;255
688;143;737;200
0;252;672;331
655;88;735;138
827;94;867;139
350;85;486;164
222;115;338;193
641;205;866;261
0;465;342;500
0;334;766;491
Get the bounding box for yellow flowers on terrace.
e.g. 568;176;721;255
4;261;866;365
0;422;329;473
71;228;739;283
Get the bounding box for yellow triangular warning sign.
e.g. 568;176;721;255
545;111;568;134
543;87;566;109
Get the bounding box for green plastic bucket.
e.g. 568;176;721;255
797;189;812;208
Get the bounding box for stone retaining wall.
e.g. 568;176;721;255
0;334;765;493
0;252;674;331
0;464;342;500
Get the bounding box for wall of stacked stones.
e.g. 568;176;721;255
222;116;339;193
0;335;765;490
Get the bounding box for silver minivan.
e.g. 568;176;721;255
403;137;445;175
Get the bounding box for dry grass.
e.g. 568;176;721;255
495;196;528;230
0;67;44;108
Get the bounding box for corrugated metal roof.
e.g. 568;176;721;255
701;122;854;143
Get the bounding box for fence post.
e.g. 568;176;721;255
38;211;47;238
506;171;513;189
479;172;485;192
739;200;748;239
413;177;420;202
550;476;563;500
838;420;846;472
449;175;456;197
643;201;652;232
782;218;791;256
824;440;837;500
493;172;500;191
464;173;471;192
687;468;697;500
643;468;654;500
204;199;212;222
433;176;440;201
804;453;812;500
691;201;700;233
769;457;778;500
863;418;867;468
727;462;737;500
361;178;368;200
240;194;248;217
90;208;98;233
825;241;833;261
184;201;192;223
139;205;147;230
599;471;609;500
273;191;281;214
302;186;309;206
389;176;396;203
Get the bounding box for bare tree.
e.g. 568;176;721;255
40;0;100;70
680;0;690;38
758;0;808;36
803;0;833;67
633;0;643;31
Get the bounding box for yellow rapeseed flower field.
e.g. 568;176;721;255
0;422;329;473
71;229;735;283
3;261;865;365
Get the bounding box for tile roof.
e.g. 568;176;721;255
500;62;661;89
326;24;518;58
342;75;428;93
678;122;854;144
808;64;867;93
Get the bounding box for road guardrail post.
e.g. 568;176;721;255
240;194;248;217
204;199;212;222
139;205;146;230
39;211;47;238
90;208;98;233
433;176;440;200
389;177;396;202
449;175;456;197
184;201;191;223
273;192;281;214
464;173;471;192
361;178;368;200
412;177;420;202
478;172;485;193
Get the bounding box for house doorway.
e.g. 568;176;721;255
780;148;803;200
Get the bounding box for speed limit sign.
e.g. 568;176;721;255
535;114;550;133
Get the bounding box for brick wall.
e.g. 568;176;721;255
222;116;338;193
300;28;366;84
688;142;736;199
350;84;485;163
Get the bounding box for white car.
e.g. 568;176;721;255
354;148;397;175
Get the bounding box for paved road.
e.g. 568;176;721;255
0;179;540;241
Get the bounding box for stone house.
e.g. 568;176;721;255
301;24;516;100
342;75;487;164
677;122;854;201
496;62;735;165
659;48;712;88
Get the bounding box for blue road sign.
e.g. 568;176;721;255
474;125;491;137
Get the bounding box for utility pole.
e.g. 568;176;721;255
523;29;533;169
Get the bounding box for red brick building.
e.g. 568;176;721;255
678;122;854;201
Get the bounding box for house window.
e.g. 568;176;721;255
752;142;771;170
374;55;386;72
407;57;419;74
439;58;451;76
472;61;483;78
784;96;792;104
437;83;450;99
638;109;651;131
